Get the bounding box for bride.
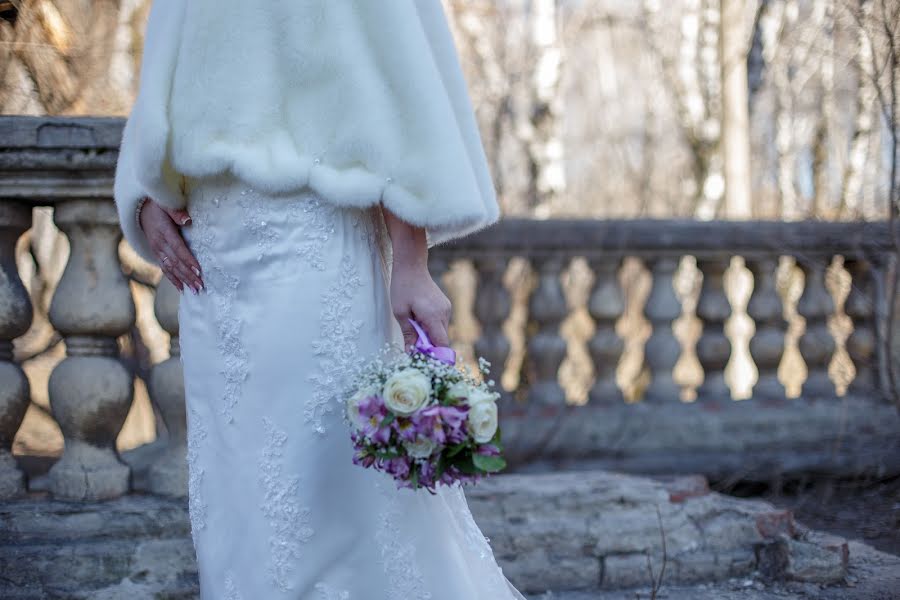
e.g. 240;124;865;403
114;1;527;599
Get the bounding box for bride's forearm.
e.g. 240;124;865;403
381;205;428;270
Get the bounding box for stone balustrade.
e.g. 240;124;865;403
1;116;899;503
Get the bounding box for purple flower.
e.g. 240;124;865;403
476;443;500;456
411;405;446;445
385;456;411;480
440;405;469;444
439;404;468;428
368;422;392;445
352;449;375;468
392;417;418;442
358;394;386;419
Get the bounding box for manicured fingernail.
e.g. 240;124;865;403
190;285;198;295
192;266;201;277
182;216;192;225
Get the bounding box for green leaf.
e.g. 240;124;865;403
410;464;419;489
473;454;507;473
435;455;445;480
446;442;468;458
374;449;399;459
380;413;396;427
491;427;502;445
452;455;478;475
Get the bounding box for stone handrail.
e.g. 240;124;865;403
1;116;898;502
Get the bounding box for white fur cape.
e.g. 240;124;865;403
114;0;500;264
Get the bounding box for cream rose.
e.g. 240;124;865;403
466;387;497;409
467;399;498;443
382;368;431;416
346;385;376;430
445;381;470;402
403;436;436;459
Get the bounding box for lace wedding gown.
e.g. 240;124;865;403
177;171;528;600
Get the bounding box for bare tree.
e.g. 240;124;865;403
842;0;899;409
720;0;757;218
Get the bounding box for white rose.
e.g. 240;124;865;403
346;385;376;430
403;436;436;459
466;387;497;409
467;400;498;443
382;369;431;416
445;381;470;402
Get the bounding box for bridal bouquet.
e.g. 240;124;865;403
344;318;507;493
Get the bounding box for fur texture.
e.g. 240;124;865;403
114;0;500;264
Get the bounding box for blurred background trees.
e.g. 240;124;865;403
1;0;897;222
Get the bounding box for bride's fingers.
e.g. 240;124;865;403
167;233;203;286
162;206;192;227
159;259;183;291
397;316;417;349
419;314;450;348
160;241;200;292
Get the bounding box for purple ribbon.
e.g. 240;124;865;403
408;318;456;365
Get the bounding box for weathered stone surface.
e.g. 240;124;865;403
0;470;863;598
465;471;850;593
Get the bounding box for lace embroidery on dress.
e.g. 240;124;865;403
259;416;315;591
287;192;339;271
224;570;243;600
305;256;364;435
314;582;351;600
188;192;249;424
186;403;208;534
373;477;433;600
237;187;281;261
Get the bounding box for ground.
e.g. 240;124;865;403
526;541;900;600
728;475;900;556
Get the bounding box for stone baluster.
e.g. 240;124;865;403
134;278;187;496
525;256;567;406
472;255;511;405
642;257;682;402
0;202;33;498
695;257;733;400
35;200;135;500
587;256;624;404
797;256;836;398
843;258;878;397
746;257;787;399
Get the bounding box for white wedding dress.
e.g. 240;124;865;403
177;171;528;600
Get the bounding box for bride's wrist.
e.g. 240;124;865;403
381;204;428;271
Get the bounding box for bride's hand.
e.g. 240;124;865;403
138;197;204;294
390;260;452;350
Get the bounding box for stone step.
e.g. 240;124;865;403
0;470;854;598
464;471;849;594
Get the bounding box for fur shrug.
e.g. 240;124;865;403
114;0;500;264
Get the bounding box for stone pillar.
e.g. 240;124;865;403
0;202;33;499
587;256;624;404
797;256;836;398
844;258;878;397
525;256;567;406
642;257;682;402
695;257;733;400
746;257;787;399
38;200;135;500
141;278;187;496
472;255;511;405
